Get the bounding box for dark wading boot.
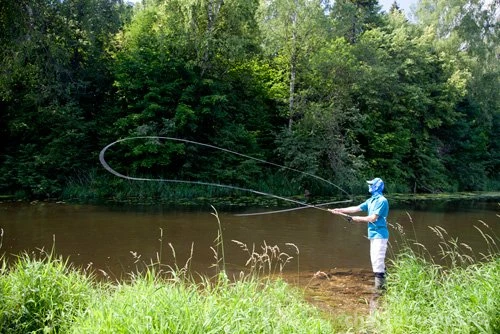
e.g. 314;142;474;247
370;273;386;314
374;272;386;292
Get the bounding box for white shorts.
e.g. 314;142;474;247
370;238;388;273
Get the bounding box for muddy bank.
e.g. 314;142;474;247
282;268;379;316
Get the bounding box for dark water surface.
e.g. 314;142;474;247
1;199;498;278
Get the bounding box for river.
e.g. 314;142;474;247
0;199;498;279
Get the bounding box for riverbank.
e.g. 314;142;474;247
283;268;376;316
1;250;498;333
388;191;500;202
2;191;499;208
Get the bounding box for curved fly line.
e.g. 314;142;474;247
99;136;352;216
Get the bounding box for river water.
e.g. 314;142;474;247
0;199;498;279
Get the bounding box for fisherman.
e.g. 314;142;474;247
328;178;389;291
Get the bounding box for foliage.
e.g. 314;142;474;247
350;13;470;192
0;0;498;200
107;0;280;190
70;272;337;333
414;0;500;190
0;0;127;198
328;0;383;43
257;0;333;129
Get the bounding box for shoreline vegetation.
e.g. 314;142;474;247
1;209;499;333
1;175;499;208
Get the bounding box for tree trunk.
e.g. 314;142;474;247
201;0;224;77
288;2;298;130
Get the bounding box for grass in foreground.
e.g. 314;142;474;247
71;271;341;333
0;250;97;334
375;253;499;333
0;253;348;333
374;219;500;333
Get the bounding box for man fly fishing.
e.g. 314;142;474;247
328;177;389;292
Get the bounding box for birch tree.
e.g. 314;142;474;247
257;0;329;129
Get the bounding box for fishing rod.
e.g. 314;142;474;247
234;200;352;217
99;136;353;216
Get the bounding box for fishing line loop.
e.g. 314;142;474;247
99;136;352;215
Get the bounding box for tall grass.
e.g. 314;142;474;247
373;217;500;333
375;255;499;333
0;248;96;333
62;169;329;205
70;271;337;333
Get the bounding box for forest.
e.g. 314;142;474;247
0;0;498;201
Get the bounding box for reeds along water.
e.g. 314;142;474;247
92;207;301;284
373;213;500;334
205;207;300;282
387;214;499;268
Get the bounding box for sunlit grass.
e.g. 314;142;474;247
0;248;97;333
373;216;500;333
70;270;337;333
374;254;499;333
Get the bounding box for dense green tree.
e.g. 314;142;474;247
107;0;279;187
351;12;469;192
0;0;126;198
0;0;497;200
256;1;367;194
275;36;367;194
257;0;330;129
388;1;402;14
415;0;500;189
329;0;383;43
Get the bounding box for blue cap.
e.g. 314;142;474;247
367;178;382;185
367;178;384;194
